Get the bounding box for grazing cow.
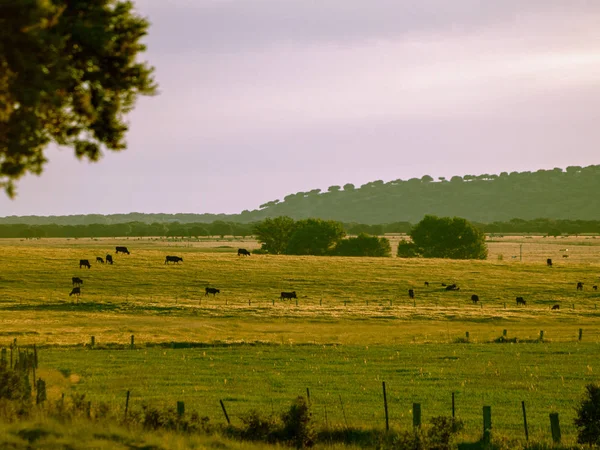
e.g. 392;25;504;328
471;294;479;304
563;254;569;258
165;255;183;264
116;246;130;255
546;258;552;267
408;289;415;299
238;248;251;256
69;287;81;297
79;259;91;269
424;282;429;287
280;291;297;300
205;287;220;296
594;286;598;291
105;254;113;265
516;296;526;306
577;282;584;291
96;257;104;264
445;284;459;291
551;304;560;310
72;277;83;286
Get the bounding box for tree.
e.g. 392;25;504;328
343;183;355;191
327;185;341;193
0;1;156;197
421;175;434;183
254;216;296;254
286;219;345;256
574;383;600;446
407;215;487;259
333;233;391;257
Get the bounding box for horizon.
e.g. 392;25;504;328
1;0;599;216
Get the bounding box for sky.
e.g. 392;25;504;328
2;0;600;216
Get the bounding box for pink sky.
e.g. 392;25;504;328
1;0;599;216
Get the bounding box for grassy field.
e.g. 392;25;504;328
1;236;600;445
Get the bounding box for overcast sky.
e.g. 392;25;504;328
2;0;600;216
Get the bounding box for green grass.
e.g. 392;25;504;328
1;237;600;446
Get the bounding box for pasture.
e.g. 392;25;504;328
1;236;600;445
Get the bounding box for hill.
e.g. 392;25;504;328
1;165;599;225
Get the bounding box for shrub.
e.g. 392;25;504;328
239;410;278;442
280;396;315;448
333;233;391;257
0;364;31;403
574;383;600;446
428;416;464;450
397;239;419;257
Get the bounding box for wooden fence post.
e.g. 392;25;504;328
306;388;310;404
91;336;95;348
550;413;561;443
465;331;470;342
578;328;583;341
521;401;529;441
177;401;185;417
413;403;421;428
125;390;130;417
483;406;492;443
452;392;455;418
539;330;544;341
220;399;231;425
130;335;135;349
382;382;389;431
33;344;38;368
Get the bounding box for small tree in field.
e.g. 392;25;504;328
286;219;345;256
253;216;296;254
574;383;600;446
333;233;391;257
406;215;487;259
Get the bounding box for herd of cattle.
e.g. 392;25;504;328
69;248;598;307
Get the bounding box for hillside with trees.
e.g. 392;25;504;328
2;165;600;225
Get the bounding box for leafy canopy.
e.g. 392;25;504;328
403;215;487;259
0;0;156;197
333;233;391;257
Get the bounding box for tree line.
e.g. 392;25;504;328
1;217;599;239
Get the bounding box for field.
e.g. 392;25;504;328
1;235;600;446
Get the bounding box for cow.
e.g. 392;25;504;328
424;282;429;287
551;304;560;310
72;277;83;287
563;254;569;258
165;255;183;264
594;286;598;291
546;258;552;267
516;296;526;306
445;284;459;291
69;287;81;297
471;294;479;304
96;257;104;264
79;259;91;269
281;291;297;300
238;248;251;256
106;254;113;265
205;287;220;296
577;282;584;291
408;289;415;299
116;246;130;255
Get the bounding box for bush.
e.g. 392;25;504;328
428;416;464;450
239;410;278;442
574;383;600;446
333;233;391;257
280;396;315;448
0;364;31;403
397;239;419;257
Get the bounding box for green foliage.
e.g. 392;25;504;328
279;396;315;448
397;238;419;258
0;364;30;403
0;0;156;197
239;410;278;442
333;233;391;257
254;216;296;254
409;215;488;259
428;416;464;450
286;219;346;256
574;383;600;446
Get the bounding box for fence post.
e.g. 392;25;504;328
125;390;130;417
483;406;492;443
465;331;470;342
36;379;47;405
306;388;310;404
521;401;529;441
452;392;455;418
550;413;561;443
503;329;507;337
130;335;135;349
579;328;583;341
413;403;421;428
382;381;389;431
177;401;185;417
33;344;38;368
539;330;544;341
220;399;231;424
91;336;95;348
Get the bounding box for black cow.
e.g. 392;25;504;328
205;287;220;296
69;287;81;296
471;294;479;304
551;304;560;310
516;296;526;306
546;258;552;267
238;248;251;256
106;254;113;265
116;246;130;255
281;291;297;300
424;282;429;287
445;284;459;291
563;254;569;258
79;259;91;269
577;282;584;291
96;257;104;264
165;255;183;264
408;289;415;299
72;277;83;286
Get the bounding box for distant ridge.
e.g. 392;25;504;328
2;165;599;225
